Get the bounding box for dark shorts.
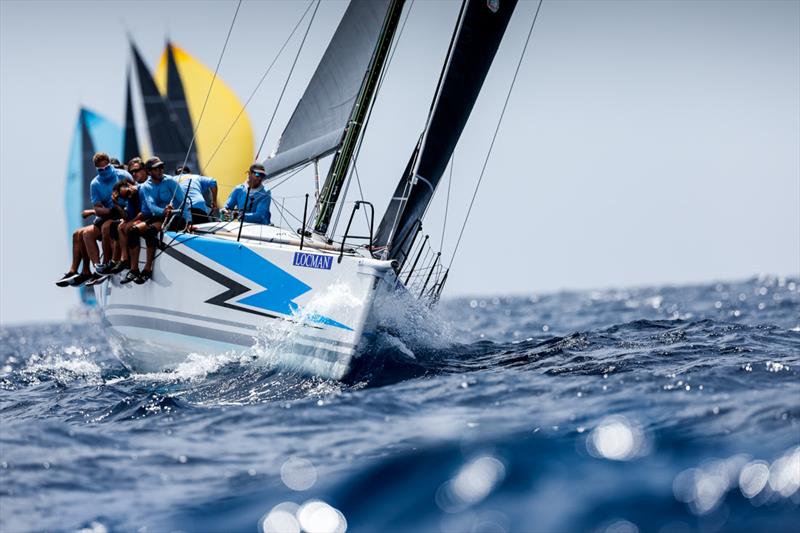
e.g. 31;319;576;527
108;220;121;240
190;208;210;224
92;213;121;228
93;215;122;239
145;214;187;232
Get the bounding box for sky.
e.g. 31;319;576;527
1;0;798;325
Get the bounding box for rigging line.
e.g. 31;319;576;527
268;162;310;191
353;165;370;228
169;0;242;221
180;0;242;175
439;152;453;253
329;0;416;238
272;199;305;228
446;0;543;272
255;0;321;160
203;0;316;170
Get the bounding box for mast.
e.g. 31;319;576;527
313;0;406;235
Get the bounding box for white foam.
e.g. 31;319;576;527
246;282;366;378
128;350;249;383
373;287;454;351
20;351;103;384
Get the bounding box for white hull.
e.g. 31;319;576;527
96;223;396;380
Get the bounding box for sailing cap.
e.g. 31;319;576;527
145;157;165;170
249;163;266;173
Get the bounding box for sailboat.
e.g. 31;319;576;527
130;41;255;200
97;0;519;379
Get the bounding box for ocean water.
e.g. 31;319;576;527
1;275;798;533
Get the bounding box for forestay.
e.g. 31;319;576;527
375;0;518;265
263;0;394;179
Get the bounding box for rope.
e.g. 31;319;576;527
255;0;321;159
271;198;305;228
167;0;242;231
268;163;310;191
345;164;371;230
179;0;242;176
446;0;543;271
440;153;453;252
203;0;316;170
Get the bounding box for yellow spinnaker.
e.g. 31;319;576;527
154;44;254;201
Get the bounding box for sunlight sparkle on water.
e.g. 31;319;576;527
768;446;800;497
297;500;347;533
587;416;645;461
674;447;800;515
261;502;300;533
280;457;318;491
436;455;506;512
738;461;770;498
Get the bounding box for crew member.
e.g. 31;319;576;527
56;152;129;286
221;163;272;224
81;153;131;277
126;157;187;284
128;157;148;184
116;179;146;282
175;165;219;225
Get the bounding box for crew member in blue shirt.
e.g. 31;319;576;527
56;152;130;287
125;156;187;284
175;165;219;225
221;163;272;224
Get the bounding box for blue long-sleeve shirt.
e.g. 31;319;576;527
224;183;271;224
90;167;131;208
140;175;187;219
178;174;217;214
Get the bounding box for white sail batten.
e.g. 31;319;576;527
263;0;394;179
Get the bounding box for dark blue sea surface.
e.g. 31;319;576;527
1;275;798;533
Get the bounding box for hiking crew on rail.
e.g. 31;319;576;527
56;153;273;288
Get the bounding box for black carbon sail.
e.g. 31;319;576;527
130;41;191;170
263;0;401;181
375;0;518;264
122;67;140;163
165;41;198;169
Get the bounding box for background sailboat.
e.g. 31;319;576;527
154;42;255;201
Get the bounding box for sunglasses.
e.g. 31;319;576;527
130;167;144;173
253;171;266;179
96;164;110;172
